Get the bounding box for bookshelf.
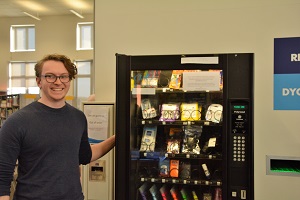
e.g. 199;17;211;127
0;94;20;128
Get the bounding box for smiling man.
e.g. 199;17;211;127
0;54;115;200
36;55;74;108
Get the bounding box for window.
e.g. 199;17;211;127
10;25;35;52
8;62;39;94
76;22;94;50
74;60;94;108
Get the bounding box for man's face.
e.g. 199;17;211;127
37;60;70;106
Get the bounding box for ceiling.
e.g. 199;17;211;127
0;0;94;18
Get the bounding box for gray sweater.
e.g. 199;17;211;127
0;101;92;200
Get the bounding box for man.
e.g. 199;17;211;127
0;54;115;200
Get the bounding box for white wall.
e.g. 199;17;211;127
94;1;300;199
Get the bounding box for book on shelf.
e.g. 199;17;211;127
0;100;7;108
12;95;19;106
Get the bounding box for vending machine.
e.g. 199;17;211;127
115;53;254;200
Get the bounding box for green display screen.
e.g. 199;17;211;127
233;105;246;109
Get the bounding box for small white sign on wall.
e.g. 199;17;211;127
83;104;110;143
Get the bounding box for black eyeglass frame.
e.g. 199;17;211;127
40;74;71;83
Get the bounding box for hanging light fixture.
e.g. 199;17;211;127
23;12;41;20
70;10;84;18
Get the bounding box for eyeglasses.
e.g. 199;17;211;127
140;142;156;152
160;109;180;121
41;74;71;83
205;109;222;123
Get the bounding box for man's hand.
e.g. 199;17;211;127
90;135;115;162
0;196;10;200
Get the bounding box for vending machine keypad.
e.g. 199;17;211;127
232;135;246;162
230;103;248;164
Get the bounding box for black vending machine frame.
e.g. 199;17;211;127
115;53;254;200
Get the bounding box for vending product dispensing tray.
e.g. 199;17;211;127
266;155;300;177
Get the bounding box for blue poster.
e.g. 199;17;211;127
274;37;300;110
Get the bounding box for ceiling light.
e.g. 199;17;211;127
70;10;84;18
23;12;41;21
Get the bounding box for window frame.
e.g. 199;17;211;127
73;59;94;107
76;22;94;50
10;24;36;52
8;61;38;95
